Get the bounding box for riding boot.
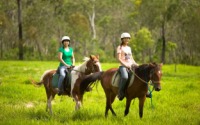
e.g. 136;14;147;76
118;78;126;101
58;85;64;96
58;76;64;96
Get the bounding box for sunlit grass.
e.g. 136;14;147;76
0;61;199;125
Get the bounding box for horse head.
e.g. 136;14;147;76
85;55;102;75
149;63;163;91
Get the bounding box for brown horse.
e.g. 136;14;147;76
79;63;162;118
32;55;102;114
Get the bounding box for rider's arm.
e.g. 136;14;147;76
130;54;139;66
58;52;70;68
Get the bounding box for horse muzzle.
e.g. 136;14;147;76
153;81;161;91
154;85;161;91
155;87;161;91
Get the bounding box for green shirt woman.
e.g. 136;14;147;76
57;36;75;95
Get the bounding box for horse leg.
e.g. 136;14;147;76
105;92;116;117
46;94;53;115
72;94;82;110
109;93;117;116
124;98;132;116
139;97;146;118
105;98;109;117
45;87;55;115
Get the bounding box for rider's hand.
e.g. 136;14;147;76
70;65;75;69
126;65;131;69
131;64;139;70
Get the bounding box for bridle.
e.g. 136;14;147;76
88;60;100;73
72;60;100;74
130;64;161;108
149;67;161;84
91;60;100;72
130;67;161;86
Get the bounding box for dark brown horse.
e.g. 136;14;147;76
32;55;102;114
79;63;162;118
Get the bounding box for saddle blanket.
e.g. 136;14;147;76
111;71;135;87
52;73;59;88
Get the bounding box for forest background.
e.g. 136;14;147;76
0;0;199;65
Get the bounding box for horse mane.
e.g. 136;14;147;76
137;64;149;70
74;57;90;71
135;63;158;80
83;57;90;61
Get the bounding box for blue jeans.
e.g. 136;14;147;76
118;66;129;99
119;66;129;84
58;66;68;90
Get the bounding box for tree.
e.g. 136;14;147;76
17;0;23;60
136;0;179;63
130;27;154;63
0;0;199;65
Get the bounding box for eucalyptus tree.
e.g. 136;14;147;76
134;0;200;65
174;0;200;65
135;0;180;63
17;0;23;60
0;1;19;60
130;27;155;63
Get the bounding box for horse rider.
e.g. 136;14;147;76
57;36;75;95
116;32;139;100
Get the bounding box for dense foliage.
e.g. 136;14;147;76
0;0;199;65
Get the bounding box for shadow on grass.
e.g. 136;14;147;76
71;108;128;122
27;109;52;121
71;109;103;121
26;104;130;124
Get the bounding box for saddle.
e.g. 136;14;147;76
52;67;73;92
111;68;135;88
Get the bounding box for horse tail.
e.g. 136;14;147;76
31;79;43;87
31;69;52;87
80;71;104;95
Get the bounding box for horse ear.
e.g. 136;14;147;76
96;55;99;59
90;55;95;60
149;63;154;67
152;62;157;65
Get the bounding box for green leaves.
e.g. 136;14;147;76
130;27;154;62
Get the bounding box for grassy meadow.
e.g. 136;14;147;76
0;61;199;125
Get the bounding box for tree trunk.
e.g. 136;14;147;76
88;3;96;40
17;0;23;60
161;21;166;63
149;48;152;62
0;38;2;58
112;37;116;58
35;40;43;60
142;51;145;63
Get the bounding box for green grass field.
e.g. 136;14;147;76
0;61;199;125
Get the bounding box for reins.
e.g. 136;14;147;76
130;69;155;109
71;69;84;73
